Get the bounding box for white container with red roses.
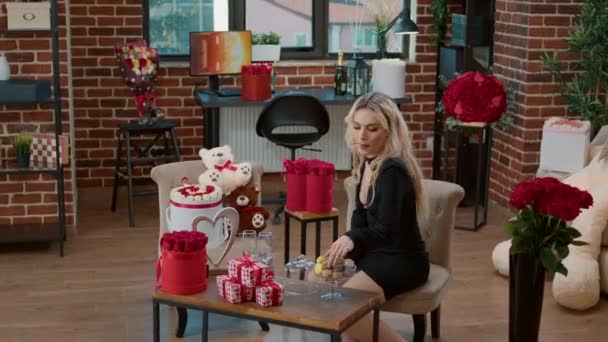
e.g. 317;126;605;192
167;183;237;248
539;117;591;173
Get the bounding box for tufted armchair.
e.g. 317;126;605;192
344;177;465;342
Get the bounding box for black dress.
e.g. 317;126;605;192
344;158;430;300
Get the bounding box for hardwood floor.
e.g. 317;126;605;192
1;176;607;342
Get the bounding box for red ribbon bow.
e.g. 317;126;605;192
238;253;257;267
214;160;238;172
235;253;268;285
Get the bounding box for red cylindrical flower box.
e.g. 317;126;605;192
156;248;208;295
241;64;272;101
305;159;335;213
283;158;309;211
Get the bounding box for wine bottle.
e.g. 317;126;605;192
334;49;347;96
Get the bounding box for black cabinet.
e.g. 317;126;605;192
432;0;496;231
432;0;495;177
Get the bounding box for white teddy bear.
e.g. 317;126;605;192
491;153;608;310
198;145;252;195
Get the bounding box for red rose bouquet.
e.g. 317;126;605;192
442;71;507;123
506;177;593;275
115;39;164;124
160;230;209;252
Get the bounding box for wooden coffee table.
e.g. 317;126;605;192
153;277;383;342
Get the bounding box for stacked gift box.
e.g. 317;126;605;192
217;253;283;307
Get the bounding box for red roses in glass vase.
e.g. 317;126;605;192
442;71;507;123
506;177;593;275
115;39;165;125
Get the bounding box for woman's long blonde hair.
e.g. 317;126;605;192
344;92;426;219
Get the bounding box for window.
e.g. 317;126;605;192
294;33;309;47
146;0;229;56
144;0;411;60
246;0;313;49
327;0;406;55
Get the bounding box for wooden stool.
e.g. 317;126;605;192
111;120;180;227
284;208;339;264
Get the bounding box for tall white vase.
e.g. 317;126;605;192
0;54;10;81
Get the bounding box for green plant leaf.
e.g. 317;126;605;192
555;262;568;277
571;240;589;246
539;0;608;130
555;245;570;259
540;247;560;273
565;226;583;238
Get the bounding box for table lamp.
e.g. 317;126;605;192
377;8;419;58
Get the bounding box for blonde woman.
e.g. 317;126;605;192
326;92;429;342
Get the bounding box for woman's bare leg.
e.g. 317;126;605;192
341;272;408;342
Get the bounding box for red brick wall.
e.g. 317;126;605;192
0;0;74;225
491;0;582;206
0;0;444;225
68;0;438;190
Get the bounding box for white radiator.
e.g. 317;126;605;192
219;104;352;172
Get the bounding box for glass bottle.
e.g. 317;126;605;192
334;49;347;96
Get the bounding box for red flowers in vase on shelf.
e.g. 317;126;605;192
507;177;593;275
115;39;165;124
442;71;507;123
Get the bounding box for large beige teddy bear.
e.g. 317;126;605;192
198;145;252;195
491;152;608;310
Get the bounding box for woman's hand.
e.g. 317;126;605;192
325;235;354;266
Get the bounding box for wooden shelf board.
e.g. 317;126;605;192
0;29;53;35
0;223;62;244
0;160;59;176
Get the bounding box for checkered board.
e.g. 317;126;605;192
31;133;69;166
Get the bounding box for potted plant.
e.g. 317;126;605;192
506;177;592;342
541;0;608;136
12;133;33;168
251;32;281;62
4;1;52;30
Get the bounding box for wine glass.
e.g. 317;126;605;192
320;262;356;300
257;231;273;266
320;273;346;300
242;229;257;259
